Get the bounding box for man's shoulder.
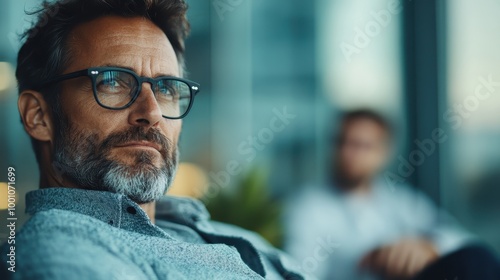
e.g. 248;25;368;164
210;221;274;251
2;208;112;257
285;186;343;216
19;208;106;239
209;221;309;279
1;209;128;279
2;209;117;260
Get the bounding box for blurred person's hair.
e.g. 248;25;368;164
16;0;190;163
338;109;394;142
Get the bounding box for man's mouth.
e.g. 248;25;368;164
115;141;162;153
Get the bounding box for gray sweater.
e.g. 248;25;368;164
1;188;306;279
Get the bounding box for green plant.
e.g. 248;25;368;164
205;167;283;247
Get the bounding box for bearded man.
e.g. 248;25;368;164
0;1;305;279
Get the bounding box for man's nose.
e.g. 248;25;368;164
127;82;163;127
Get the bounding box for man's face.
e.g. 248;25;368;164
335;118;390;186
51;16;182;203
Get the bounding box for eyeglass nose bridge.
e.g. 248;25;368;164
127;77;165;115
135;77;158;95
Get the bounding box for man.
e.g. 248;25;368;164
0;0;305;279
283;110;485;280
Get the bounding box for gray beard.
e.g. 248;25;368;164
101;151;178;204
51;116;178;204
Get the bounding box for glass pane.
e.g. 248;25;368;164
445;0;500;252
317;0;403;114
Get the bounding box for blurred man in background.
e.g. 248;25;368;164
284;109;474;280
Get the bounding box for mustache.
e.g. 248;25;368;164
98;126;172;159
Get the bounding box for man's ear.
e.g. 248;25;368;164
18;90;54;142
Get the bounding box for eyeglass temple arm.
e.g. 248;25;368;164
38;69;89;89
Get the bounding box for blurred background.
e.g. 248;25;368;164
1;0;499;260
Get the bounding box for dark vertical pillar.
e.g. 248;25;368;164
402;0;444;203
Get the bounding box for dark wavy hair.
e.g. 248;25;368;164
16;0;190;162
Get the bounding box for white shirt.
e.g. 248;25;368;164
283;180;473;280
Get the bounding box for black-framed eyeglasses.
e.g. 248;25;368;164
37;67;200;119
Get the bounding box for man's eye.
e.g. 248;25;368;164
158;85;170;94
97;78;130;94
157;83;179;99
100;79;120;87
101;79;120;87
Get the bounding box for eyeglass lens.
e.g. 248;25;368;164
95;70;191;118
